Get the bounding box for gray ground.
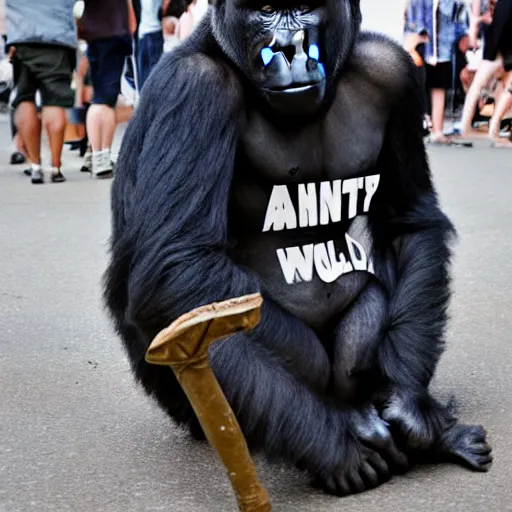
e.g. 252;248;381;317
0;115;511;512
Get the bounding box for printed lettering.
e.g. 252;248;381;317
263;185;297;232
298;183;318;228
319;180;342;225
277;245;315;284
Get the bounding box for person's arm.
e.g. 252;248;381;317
177;11;194;41
162;0;172;16
127;0;137;35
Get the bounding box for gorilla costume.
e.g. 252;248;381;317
105;0;492;497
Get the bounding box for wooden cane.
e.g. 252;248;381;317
145;293;271;512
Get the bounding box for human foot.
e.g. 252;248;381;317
490;138;512;148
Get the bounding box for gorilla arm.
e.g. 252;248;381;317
373;64;491;471
118;54;258;332
371;54;458;448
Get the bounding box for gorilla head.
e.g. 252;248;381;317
211;0;362;115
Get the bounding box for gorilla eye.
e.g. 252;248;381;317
261;5;274;13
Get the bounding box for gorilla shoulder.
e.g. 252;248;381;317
147;48;243;106
349;32;413;102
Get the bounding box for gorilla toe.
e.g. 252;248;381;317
441;424;493;472
317;445;391;497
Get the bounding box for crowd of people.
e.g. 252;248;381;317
0;0;207;184
404;0;512;147
0;0;511;185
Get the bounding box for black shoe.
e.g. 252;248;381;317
23;168;32;176
31;169;44;184
51;171;66;183
10;151;26;165
79;137;88;157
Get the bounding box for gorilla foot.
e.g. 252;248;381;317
441;424;493;472
315;407;408;497
316;444;391;496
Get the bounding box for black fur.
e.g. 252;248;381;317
104;0;491;498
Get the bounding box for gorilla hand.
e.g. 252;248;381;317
381;389;493;471
317;407;408;496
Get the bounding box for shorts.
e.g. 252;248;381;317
11;43;75;109
483;0;512;68
425;61;453;90
87;35;132;107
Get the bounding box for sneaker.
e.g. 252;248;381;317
31;168;44;184
10;151;26;165
51;168;66;183
92;149;113;178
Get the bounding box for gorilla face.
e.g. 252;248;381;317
212;0;362;116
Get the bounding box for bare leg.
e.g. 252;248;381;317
14;133;25;153
86;103;116;151
14;102;41;165
460;67;475;94
42;106;67;168
460;59;503;135
430;88;449;143
86;103;117;177
489;72;512;147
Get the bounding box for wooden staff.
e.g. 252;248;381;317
145;293;271;512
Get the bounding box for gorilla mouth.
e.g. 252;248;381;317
262;81;326;116
267;83;320;92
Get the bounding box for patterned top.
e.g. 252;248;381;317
405;0;463;63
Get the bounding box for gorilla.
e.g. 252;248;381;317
104;0;492;497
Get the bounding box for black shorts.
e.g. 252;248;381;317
11;43;75;109
425;61;453;90
87;35;132;107
483;0;512;69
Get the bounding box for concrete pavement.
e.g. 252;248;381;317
0;115;511;512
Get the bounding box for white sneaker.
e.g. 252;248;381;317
92;149;113;178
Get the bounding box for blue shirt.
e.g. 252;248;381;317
405;0;460;63
7;0;77;49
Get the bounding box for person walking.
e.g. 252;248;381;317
406;0;459;145
462;0;512;146
459;0;512;146
78;0;135;178
6;0;76;184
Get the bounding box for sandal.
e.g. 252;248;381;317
491;139;512;149
429;134;453;146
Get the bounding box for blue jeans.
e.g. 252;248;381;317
138;29;164;89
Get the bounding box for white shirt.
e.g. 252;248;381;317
139;0;162;37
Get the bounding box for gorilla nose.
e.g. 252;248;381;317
262;29;307;66
260;29;325;89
